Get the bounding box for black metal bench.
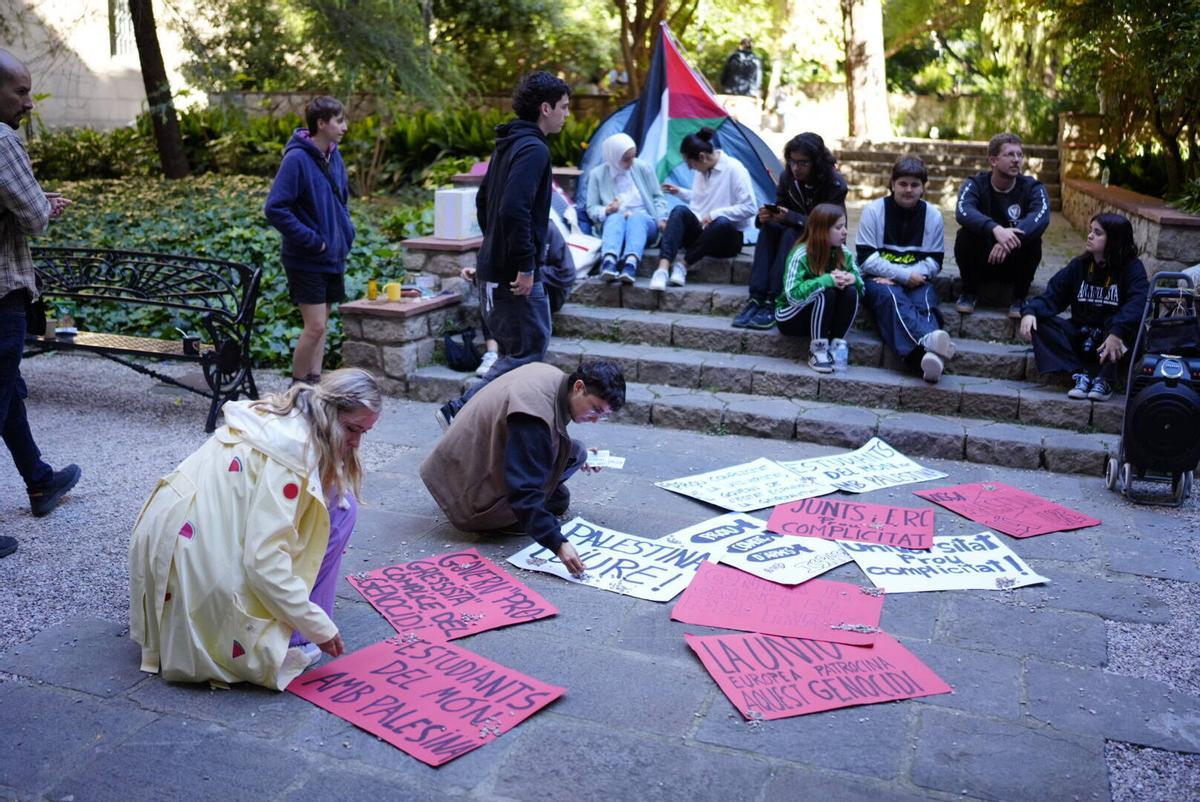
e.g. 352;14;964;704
24;247;262;432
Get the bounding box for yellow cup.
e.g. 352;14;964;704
384;282;402;301
366;279;378;300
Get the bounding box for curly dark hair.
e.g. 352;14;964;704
512;71;570;122
784;132;838;190
568;361;626;411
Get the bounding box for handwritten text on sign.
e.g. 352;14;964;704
288;638;564;766
507;517;713;602
670;562;884;646
767;497;934;550
685;631;952;720
841;533;1049;593
348;549;556;641
781;438;947;493
914;482;1101;538
665;513;850;585
655;457;835;512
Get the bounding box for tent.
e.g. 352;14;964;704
575;23;782;244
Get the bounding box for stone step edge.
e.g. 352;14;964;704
540;337;1121;436
551;304;1051;384
401;367;1116;477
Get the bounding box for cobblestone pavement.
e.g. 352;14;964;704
2;355;1198;802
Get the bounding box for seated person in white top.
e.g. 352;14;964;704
856;156;956;383
586;133;668;284
654;126;757;290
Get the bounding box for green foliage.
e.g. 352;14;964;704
1173;178;1200;215
30;107;598;189
39;176;426;371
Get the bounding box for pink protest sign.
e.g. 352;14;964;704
914;482;1101;538
669;562;885;646
767;497;934;550
685;631;952;720
348;549;557;641
288;638;564;766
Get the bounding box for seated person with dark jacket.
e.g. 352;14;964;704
419;361;625;575
1019;212;1148;402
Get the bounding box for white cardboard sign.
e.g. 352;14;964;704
506;517;713;602
656;457;836;512
781;438;947;493
841;531;1049;593
663;513;850;586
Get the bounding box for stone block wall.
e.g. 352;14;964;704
340;295;465;395
1062;179;1200;275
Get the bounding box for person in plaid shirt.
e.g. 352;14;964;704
0;49;80;556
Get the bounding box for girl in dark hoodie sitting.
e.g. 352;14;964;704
1019;212;1148;402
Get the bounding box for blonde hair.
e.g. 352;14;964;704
251;368;382;500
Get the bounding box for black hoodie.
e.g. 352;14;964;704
475;120;552;284
1023;254;1149;342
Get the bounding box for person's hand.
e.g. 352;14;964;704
871;277;895;285
701;214;713;227
988;242;1011;265
318;242;328;254
318;633;345;658
581;447;603;474
510;271;534;296
1019;314;1037;342
772;208;790;223
992;226;1022;251
905;272;927;288
757;206;773;224
556;542;586;575
606;198;621;214
1098;333;1126;363
460;266;477;283
662;182;679;195
658;218;667;231
831;269;855;289
45;192;72;219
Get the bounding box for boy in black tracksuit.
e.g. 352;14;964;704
953;133;1051;318
436;72;571;430
1020;213;1148;401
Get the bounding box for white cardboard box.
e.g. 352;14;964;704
434;187;482;240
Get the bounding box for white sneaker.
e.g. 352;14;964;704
808;338;834;374
475;350;499;377
920;351;945;383
669;263;687;287
919;329;956;360
649;268;669;291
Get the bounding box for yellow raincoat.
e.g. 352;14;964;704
129;400;337;690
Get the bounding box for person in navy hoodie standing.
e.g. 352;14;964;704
265;96;355;386
434;71;571;431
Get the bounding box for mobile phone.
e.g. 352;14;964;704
764;203;782;213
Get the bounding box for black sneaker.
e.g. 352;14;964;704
1067;373;1092;400
1087;378;1113;402
746;303;777;330
0;535;16;559
732;299;759;328
433;401;457;432
28;464;81;518
955;293;977;314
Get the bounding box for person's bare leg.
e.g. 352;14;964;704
293;303;329;380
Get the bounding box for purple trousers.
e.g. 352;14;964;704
290;493;359;647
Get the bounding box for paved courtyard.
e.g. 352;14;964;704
1;354;1198;802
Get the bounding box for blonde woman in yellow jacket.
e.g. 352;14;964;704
129;369;382;690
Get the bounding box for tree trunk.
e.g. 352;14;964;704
841;0;890;140
128;0;189;179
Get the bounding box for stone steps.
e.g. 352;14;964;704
838;160;1062;185
836;138;1059;159
406;368;1117;476
572;277;1032;341
551;303;1043;382
538;337;1120;435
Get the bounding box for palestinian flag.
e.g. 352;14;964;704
624;24;780;192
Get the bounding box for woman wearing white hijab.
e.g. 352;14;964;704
585;133;668;283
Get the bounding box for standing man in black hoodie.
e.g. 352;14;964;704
436;72;570;431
